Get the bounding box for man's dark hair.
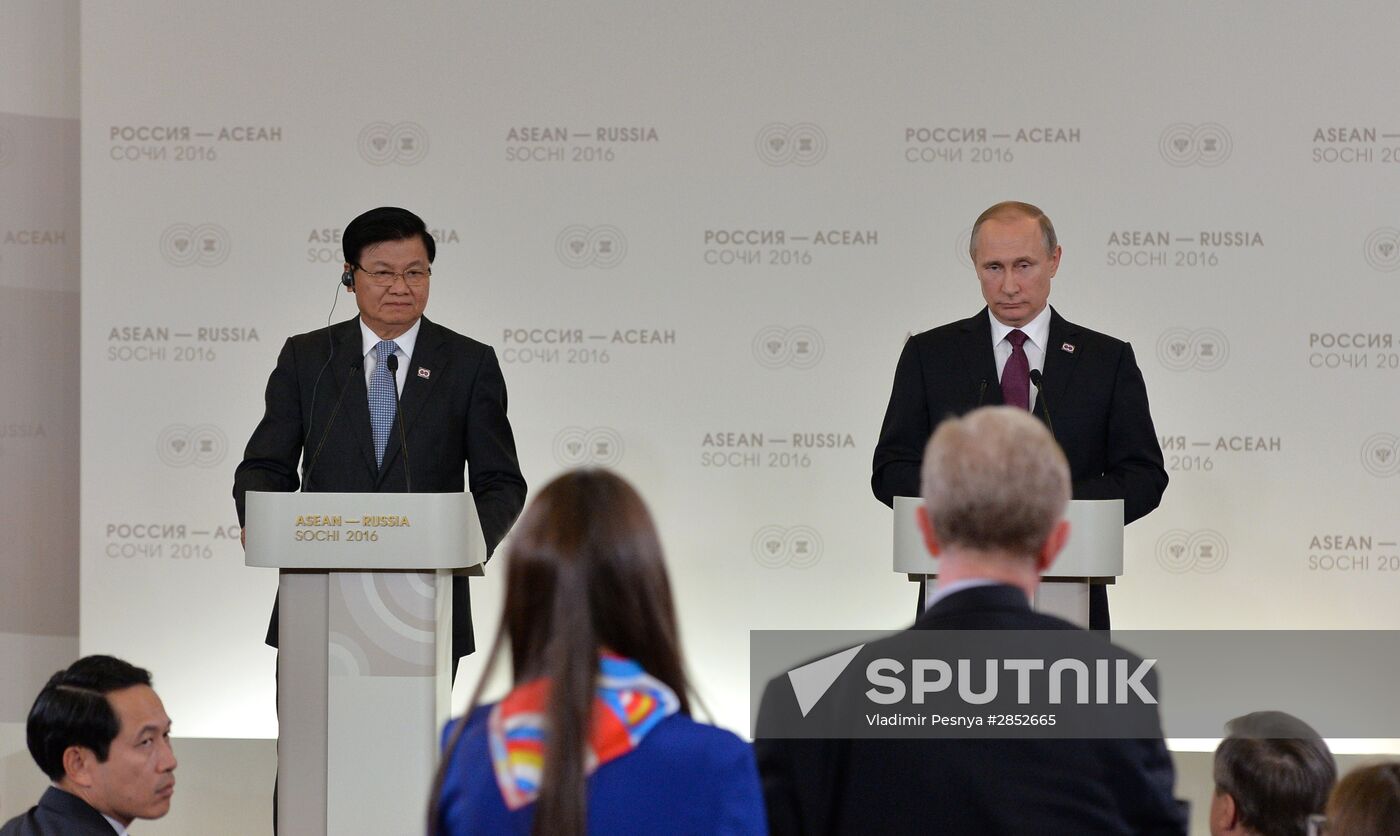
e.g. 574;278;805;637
26;655;153;781
342;206;435;267
1213;711;1336;836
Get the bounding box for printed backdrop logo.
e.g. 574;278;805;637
1155;529;1229;574
357;121;429;165
755;123;828;166
552;426;624;467
554;225;627;269
752;325;824;370
751;525;823;569
159;223;231;267
329;573;436;676
1360;433;1400;477
1159;123;1233;167
157;424;228;468
956;227;973;268
1363;228;1400;272
1156;327;1229;372
0;126;12;167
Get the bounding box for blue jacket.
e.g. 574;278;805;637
436;706;768;835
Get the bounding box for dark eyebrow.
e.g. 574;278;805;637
364;259;427;270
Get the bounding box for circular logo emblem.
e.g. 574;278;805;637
157;424;228;468
1360;433;1400;477
554;225;628;269
159;223;231;267
552;426;625;467
1159;123;1232;167
755;123;828;166
1363;228;1400;272
956;227;974;268
1155;529;1229;574
357;122;429;166
752;325;825;370
1156;327;1229;372
751;525;824;569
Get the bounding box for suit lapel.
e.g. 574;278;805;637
957;309;1003;407
1037;307;1080;425
330;319;379;480
376;317;449;485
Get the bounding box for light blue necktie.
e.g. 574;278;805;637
368;340;399;468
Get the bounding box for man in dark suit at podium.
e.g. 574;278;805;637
757;408;1186;834
872;200;1167;629
233;206;527;665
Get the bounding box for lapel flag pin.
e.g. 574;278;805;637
1061;342;1075;354
417;367;431;379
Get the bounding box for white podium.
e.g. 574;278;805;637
244;491;486;836
893;496;1123;627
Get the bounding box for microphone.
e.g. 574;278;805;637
303;357;361;490
386;354;412;491
976;379;988;407
301;272;355;490
1029;369;1056;440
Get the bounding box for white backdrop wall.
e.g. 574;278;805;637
79;2;1400;739
1;0;79;725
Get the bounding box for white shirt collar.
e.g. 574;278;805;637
988;304;1052;352
359;317;421;364
923;577;1003;611
102;813;129;834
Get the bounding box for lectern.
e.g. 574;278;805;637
244;491;486;836
893;496;1123;627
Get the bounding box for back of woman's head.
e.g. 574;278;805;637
431;469;690;836
502;468;687;694
1327;762;1400;836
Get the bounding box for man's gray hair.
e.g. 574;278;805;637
920;406;1071;556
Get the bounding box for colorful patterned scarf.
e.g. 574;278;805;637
488;653;681;811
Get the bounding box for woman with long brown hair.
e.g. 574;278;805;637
1323;761;1400;835
429;469;766;835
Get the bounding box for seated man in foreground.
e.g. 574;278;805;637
755;406;1186;834
1;656;176;836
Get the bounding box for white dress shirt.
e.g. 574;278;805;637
359;317;421;396
923;577;1004;612
989;305;1051;410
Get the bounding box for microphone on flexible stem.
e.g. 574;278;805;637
1028;369;1056;440
386;354;412;492
976;379;988;406
304;358;362;490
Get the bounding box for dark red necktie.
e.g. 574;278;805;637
1001;329;1030;410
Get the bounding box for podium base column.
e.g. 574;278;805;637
1034;579;1090;628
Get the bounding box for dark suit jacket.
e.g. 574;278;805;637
0;787;118;835
872;307;1167;523
753;585;1187;835
233;315;527;660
